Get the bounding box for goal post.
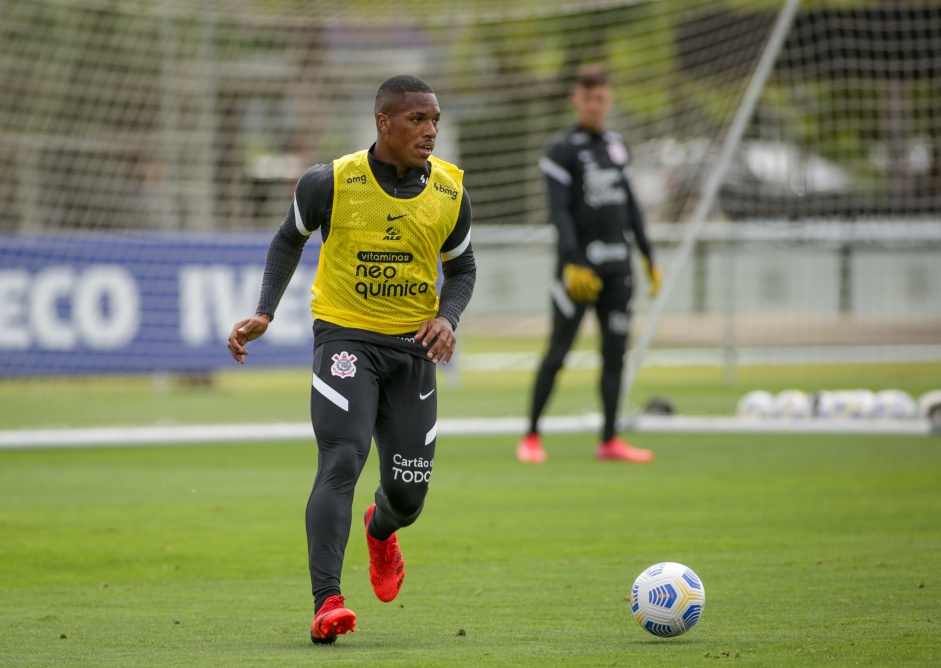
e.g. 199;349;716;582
622;0;804;402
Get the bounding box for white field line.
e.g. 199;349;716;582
0;414;932;450
459;345;941;372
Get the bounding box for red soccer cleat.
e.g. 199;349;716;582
310;595;356;644
364;504;405;603
596;437;655;463
516;432;547;463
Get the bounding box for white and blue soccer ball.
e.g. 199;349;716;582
873;389;918;420
827;390;851;418
737;390;775;418
832;389;877;419
851;389;877;418
630;562;706;638
773;389;813;419
827;389;873;419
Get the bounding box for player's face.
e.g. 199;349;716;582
376;92;441;177
572;84;612;133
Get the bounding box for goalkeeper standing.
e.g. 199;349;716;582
517;63;660;464
227;75;475;644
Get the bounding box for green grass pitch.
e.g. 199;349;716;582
1;349;939;665
2;358;939;430
1;432;939;667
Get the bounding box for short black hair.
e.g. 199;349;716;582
574;63;609;89
374;75;435;115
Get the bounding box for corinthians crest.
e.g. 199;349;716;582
330;351;357;378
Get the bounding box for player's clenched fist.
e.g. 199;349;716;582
563;263;603;303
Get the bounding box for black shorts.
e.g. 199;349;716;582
310;337;438;488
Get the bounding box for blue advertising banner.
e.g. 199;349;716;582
0;233;321;376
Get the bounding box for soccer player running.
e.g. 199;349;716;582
227;75;475;644
516;63;660;465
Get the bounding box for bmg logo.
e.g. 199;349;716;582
433;182;458;200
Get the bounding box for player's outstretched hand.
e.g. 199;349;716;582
227;314;271;364
643;258;662;299
415;316;455;365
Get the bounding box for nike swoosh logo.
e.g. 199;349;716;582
419;389;435;400
387;213;409;221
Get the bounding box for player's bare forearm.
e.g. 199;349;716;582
226;313;271;364
415;316;455;365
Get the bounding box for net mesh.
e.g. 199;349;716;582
0;0;781;232
4;1;938;231
1;0;939;377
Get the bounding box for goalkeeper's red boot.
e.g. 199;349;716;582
310;595;356;644
597;437;655;463
516;432;547;463
364;504;405;603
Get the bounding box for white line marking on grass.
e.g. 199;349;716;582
460;345;941;372
0;414;931;449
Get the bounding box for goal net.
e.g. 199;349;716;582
1;0;939;378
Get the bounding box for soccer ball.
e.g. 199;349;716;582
849;389;876;418
630;562;706;638
828;389;874;419
873;389;917;419
736;390;775;418
773;389;812;418
828;389;876;419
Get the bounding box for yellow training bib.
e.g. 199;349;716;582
310;151;463;334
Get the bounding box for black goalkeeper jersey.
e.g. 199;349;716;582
539;125;653;278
